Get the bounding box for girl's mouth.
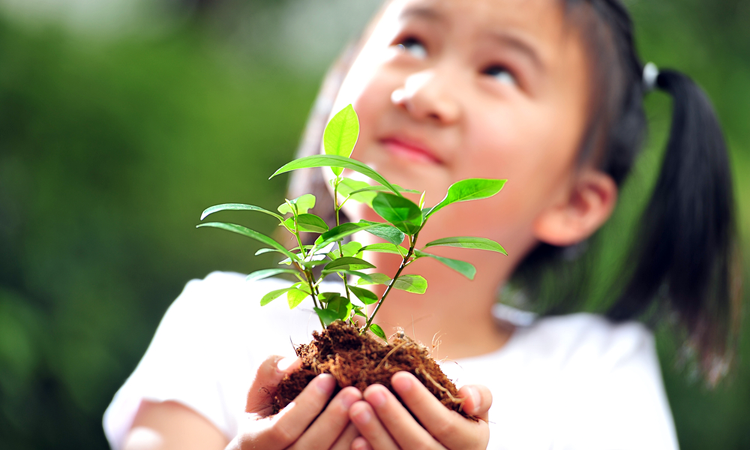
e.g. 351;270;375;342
380;137;443;165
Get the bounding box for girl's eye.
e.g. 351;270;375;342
396;37;427;60
484;65;517;87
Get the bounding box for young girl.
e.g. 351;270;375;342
104;0;740;449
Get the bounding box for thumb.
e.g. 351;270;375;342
245;355;301;415
457;384;492;422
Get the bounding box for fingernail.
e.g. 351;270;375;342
340;390;359;409
316;374;336;396
466;387;480;414
392;372;412;393
351;404;372;424
276;357;296;373
366;388;386;408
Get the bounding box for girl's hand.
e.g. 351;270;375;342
227;355;362;450
348;372;491;450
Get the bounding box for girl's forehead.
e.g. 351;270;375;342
373;0;581;73
383;0;567;30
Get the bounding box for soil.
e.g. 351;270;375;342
270;320;475;420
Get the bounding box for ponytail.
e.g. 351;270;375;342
516;0;743;385
608;69;741;384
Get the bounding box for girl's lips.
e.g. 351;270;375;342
380;137;443;165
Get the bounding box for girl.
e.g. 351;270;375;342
104;0;740;449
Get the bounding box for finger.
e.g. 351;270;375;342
249;374;336;449
390;372;487;448
457;384;492;421
362;385;441;449
245;355;301;415
290;386;362;450
349;400;399;450
350;436;373;450
330;422;361;450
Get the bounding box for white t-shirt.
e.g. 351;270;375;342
103;271;679;449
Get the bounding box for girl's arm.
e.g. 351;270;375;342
123;400;228;450
121;355;362;450
349;372;492;450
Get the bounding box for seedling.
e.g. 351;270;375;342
198;104;507;341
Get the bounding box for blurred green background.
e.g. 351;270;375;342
0;0;747;448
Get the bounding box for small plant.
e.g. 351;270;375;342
198;104;507;341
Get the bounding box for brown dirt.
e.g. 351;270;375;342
271;320;476;420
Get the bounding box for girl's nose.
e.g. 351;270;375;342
391;70;461;125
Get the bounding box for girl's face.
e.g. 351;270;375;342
332;0;595;256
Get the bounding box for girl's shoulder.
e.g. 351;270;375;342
507;311;656;373
453;310;678;449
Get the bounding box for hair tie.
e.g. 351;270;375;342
643;62;659;92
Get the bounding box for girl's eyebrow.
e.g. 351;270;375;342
399;5;445;23
486;31;545;72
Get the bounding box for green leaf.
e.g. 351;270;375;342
424;236;507;255
340;241;363;257
197;223;300;263
356;273;391;286
360;243;408;257
324;104;360;176
246;268;298;282
393;274;428;293
255;248;285;256
279;255;329;268
348;286;379;305
415;250;476;280
327;296;353;321
341;271;374;283
261;288;293;306
314;307;340;327
278;194;316;215
371;193;423;234
323;257;376;272
319;292;342;304
350;185;421;195
290;213;329;233
362;223;406;246
287;288;309;309
314;221;380;250
271;155;402;197
338;179;420;207
426;179;506;219
200;203;284;223
369;324;387;342
353;307;367;318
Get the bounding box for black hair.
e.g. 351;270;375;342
288;0;742;384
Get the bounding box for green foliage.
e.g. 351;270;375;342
424;236;507;255
425;179;506;219
414;250;477;280
371;193;423;234
201;104;506;334
197;222;300;262
278;194;316;215
323;104;359;176
271;154;401;195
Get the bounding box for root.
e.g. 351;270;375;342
375;341;409;371
416;367;464;404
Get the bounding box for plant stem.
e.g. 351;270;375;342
303;266;326;329
332;178;355;319
362;231;419;334
334;179;341;227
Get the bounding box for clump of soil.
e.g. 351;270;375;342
271;320;475;420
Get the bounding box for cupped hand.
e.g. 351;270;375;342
227;355;363;450
348;372;491;450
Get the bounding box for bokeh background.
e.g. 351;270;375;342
0;0;747;448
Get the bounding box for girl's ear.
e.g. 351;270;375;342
532;169;617;246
